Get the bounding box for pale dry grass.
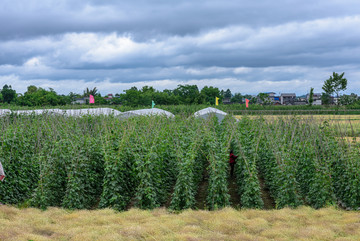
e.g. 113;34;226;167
338;136;360;143
1;205;360;240
235;114;360;122
235;114;360;137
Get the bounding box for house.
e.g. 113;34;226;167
265;92;276;102
222;98;232;104
280;93;296;105
306;93;322;105
273;96;281;105
72;97;89;105
104;94;114;101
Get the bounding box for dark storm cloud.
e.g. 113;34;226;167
1;0;360;95
1;0;360;39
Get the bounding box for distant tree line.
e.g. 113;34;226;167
0;84;245;107
1;72;358;107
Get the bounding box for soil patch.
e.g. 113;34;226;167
258;175;275;209
195;169;209;209
228;176;241;209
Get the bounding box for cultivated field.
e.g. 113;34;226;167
0;112;360;240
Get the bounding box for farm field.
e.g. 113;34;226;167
0;112;360;240
236;114;360;142
1;205;360;240
1;113;359;211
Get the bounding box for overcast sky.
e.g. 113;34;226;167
1;0;360;95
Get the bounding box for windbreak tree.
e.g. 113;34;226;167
322;72;347;104
308;87;314;106
1;84;16;103
231;93;242;104
224;89;232;98
16;85;70;106
200;86;222;105
173;84;202;104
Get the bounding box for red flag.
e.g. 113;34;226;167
89;95;95;104
245;98;249;108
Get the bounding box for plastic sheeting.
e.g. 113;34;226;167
194;107;228;123
0;109;11;117
119;108;175;119
12;109;61;115
59;108;121;116
0;108;122;117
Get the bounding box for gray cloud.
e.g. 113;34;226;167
0;0;360;95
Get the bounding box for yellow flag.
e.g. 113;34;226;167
215;97;219;106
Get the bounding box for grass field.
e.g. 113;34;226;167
1;205;360;241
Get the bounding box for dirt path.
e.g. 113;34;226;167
258;175;275;209
228;176;241;209
195;169;209;209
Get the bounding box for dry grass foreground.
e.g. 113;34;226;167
1;206;360;240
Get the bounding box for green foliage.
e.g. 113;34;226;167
231;93;242;104
0;120;40;204
83;87;99;97
169;119;204;210
200;86;222;105
232;117;263;209
322;72;347;98
62;135;104;209
339;93;358;105
1;111;360;212
1;85;17;104
257;93;271;105
16;86;70;106
31;140;70;209
309;87;314;106
224;89;232;99
257;118;303;208
205;117;230;210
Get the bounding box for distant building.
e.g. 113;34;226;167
222;98;232;104
306;93;322;105
280;93;296;105
104;94;114;101
265;92;276;102
72;97;89;105
273;96;281;105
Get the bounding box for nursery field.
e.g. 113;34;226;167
0;112;359;212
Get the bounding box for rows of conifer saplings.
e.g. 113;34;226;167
0;114;359;210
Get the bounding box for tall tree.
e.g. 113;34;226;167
200;86;221;105
224;89;232;98
308;87;314;106
257;93;270;105
84;87;99;97
231;93;242;103
1;84;16;103
173;84;201;104
322;72;347;98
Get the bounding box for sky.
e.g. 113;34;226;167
1;0;360;96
